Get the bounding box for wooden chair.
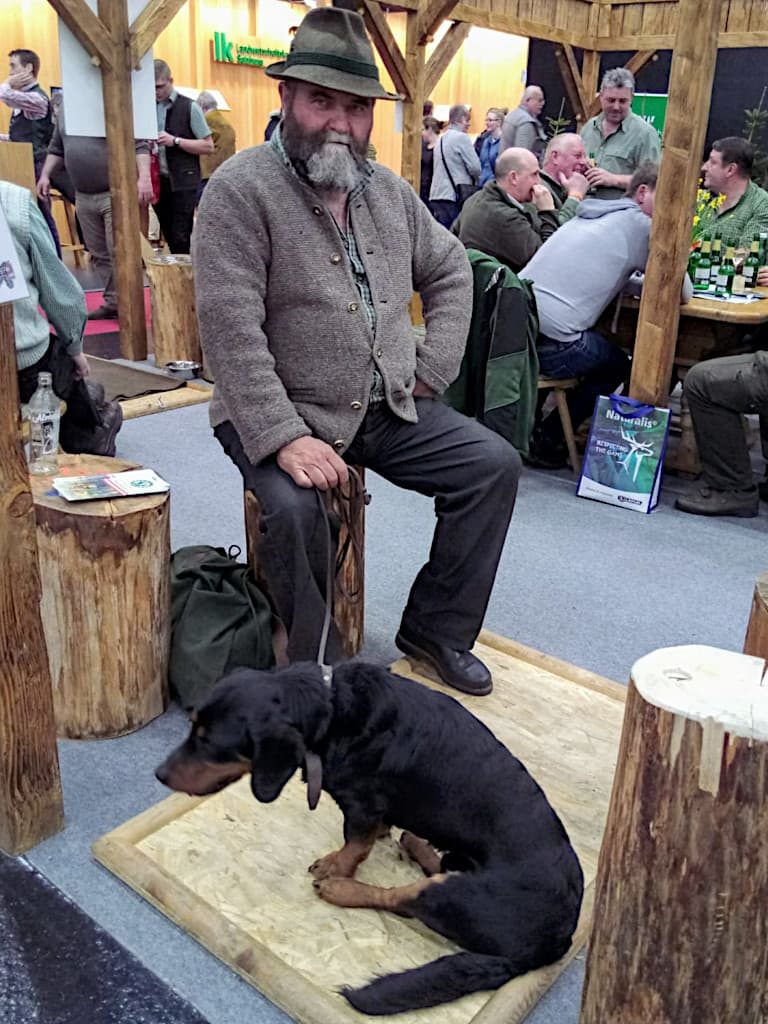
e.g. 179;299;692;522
50;189;88;269
537;376;581;475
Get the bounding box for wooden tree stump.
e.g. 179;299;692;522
743;570;768;660
145;255;202;369
244;472;365;659
580;644;768;1024
31;454;170;739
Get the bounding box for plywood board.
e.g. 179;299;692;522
94;631;625;1024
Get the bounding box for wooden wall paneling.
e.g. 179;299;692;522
424;21;472;97
725;0;752;32
630;0;722;406
719;0;730;30
620;4;645;36
748;0;767;30
0;143;37;193
131;0;190;65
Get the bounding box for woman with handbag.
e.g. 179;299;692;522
428;103;481;229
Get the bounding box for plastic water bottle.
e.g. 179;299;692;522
27;371;61;474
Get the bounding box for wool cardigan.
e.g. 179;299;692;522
193;143;473;466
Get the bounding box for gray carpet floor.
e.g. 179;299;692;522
14;400;767;1024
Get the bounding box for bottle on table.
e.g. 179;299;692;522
759;231;768;269
710;232;722;279
26;371;61;475
693;236;712;292
744;235;760;289
714;240;736;297
687;246;701;285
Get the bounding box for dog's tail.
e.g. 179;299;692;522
341;951;516;1015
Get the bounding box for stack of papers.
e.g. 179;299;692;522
52;469;170;502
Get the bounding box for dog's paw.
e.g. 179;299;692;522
308;851;343;880
313;877;364;907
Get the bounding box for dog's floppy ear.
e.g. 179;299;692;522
250;724;306;802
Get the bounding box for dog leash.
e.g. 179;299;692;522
304;466;368;811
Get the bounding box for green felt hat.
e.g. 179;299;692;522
266;8;400;101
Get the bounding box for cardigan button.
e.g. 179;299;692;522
347;302;359;312
376;348;383;358
333;439;345;450
312;206;323;216
330;253;342;264
350;400;362;410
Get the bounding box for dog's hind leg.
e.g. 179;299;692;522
314;873;449;915
399;832;442;876
309;829;379;881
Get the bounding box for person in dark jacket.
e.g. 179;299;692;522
452;147;558;273
420;116;440;205
154;59;213;253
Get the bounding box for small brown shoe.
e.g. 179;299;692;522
674;485;759;518
87;305;118;320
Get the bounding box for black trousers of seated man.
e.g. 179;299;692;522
215;398;521;664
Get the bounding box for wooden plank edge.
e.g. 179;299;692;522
470;881;594;1024
92;835;348;1024
95;791;206;845
477;630;625;702
119;385;211;420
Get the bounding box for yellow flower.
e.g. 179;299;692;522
693;215;700;226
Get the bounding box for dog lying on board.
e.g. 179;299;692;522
156;661;584;1015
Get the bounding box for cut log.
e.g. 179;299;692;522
145;255;202;369
30;454;170;738
743;569;768;660
580;644;768;1024
244;471;365;659
0;302;63;854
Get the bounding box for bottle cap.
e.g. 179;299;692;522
37;371;52;386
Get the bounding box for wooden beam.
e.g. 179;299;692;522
47;0;115;70
400;9;426;192
0;303;64;855
99;0;148;359
581;50;600;107
418;0;459;43
554;44;589;125
424;21;471;98
630;0;723;406
360;0;414;101
130;0;190;67
449;6;594;49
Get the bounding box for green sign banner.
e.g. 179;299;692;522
631;93;668;141
212;31;287;68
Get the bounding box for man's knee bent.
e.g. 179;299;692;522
474;428;523;489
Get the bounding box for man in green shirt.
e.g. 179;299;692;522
580;67;661;200
702;137;768;247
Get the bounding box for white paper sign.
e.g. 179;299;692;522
0;202;30;304
58;0;157;139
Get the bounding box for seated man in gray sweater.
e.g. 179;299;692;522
193;9;521;697
520;162;691;467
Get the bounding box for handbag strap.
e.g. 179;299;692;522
437;137;460;203
609;393;656;419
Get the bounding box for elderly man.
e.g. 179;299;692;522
153;59;213;253
428;103;481;229
193;8;520;696
452;147;559;273
500;86;547;162
197;90;237;199
701;137;768;247
580;68;660;200
540;133;590;224
520;163;693;468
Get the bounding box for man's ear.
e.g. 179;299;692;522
250;725;306;803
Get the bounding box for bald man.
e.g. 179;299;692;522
500;86;547;162
540;133;590;224
452;147;559;273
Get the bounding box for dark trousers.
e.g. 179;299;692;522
684;352;768;491
537;329;630;441
153;178;197;254
429;199;460;230
215;399;521;664
33;155;61;258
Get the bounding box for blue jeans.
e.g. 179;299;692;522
537;329;630;441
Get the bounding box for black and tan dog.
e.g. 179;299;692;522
156;662;583;1015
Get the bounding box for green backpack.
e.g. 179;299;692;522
169;545;275;709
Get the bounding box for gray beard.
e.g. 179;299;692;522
304;141;365;192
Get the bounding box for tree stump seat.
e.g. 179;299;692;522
30;454;170;739
145;254;204;371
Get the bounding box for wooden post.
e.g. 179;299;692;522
629;0;722;406
743;569;768;660
581;50;600;111
99;0;148;360
580;644;768;1023
0;303;64;854
401;10;426;192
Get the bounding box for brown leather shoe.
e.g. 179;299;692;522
87;305;118;320
674;485;758;518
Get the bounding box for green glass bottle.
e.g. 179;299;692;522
710;232;723;279
744;234;760;288
687;247;701;284
693;236;712;292
760;231;768;269
715;240;735;296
